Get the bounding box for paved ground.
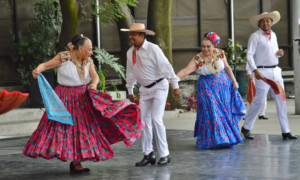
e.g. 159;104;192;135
1;130;299;180
1;98;300;179
165;98;300;136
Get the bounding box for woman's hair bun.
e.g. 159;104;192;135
71;34;84;45
70;34;88;50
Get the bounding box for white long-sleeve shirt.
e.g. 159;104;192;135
247;29;280;73
246;62;251;75
126;40;180;95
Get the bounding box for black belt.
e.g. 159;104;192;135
257;65;277;68
144;78;164;88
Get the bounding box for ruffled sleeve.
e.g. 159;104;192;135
216;49;225;60
58;51;72;63
194;54;204;68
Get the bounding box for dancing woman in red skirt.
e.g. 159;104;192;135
23;34;144;174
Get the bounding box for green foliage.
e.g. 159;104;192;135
133;83;141;98
10;0;62;90
91;0;137;24
225;39;247;69
94;47;125;79
93;47;125;95
64;0;137;23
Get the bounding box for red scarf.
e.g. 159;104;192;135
264;30;271;40
247;77;286;103
262;78;286;101
247;79;255;104
132;47;139;65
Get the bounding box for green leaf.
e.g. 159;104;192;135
93;47;125;80
10;0;62;91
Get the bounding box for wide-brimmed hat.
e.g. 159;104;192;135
249;11;281;27
120;23;155;35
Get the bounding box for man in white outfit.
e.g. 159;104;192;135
121;23;181;166
241;11;297;140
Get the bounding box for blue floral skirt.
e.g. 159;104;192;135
194;71;246;149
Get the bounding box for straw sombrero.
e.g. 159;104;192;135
120;23;155;35
249;11;281;27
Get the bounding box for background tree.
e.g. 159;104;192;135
147;0;181;109
58;0;81;51
10;0;62;90
111;0;135;88
58;0;137;51
111;0;134;67
57;0;137;91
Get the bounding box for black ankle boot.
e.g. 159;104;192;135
70;162;90;174
241;127;254;140
157;155;171;166
282;132;297;140
135;152;156;167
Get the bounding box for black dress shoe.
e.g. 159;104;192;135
258;115;268;120
282;132;297;140
241;127;254;140
157;155;171;166
70;162;90;174
135;152;156;167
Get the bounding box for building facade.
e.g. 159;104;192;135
0;0;295;89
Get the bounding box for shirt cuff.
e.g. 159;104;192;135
127;88;134;95
172;82;179;89
249;65;257;73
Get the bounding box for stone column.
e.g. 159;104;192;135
292;0;300;114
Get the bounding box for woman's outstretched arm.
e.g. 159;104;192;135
176;59;197;79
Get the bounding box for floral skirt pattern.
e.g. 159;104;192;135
195;71;246;149
23;85;144;162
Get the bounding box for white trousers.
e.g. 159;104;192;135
139;79;169;158
246;95;267;116
259;98;267;116
243;67;290;133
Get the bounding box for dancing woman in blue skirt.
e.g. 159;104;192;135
177;32;246;149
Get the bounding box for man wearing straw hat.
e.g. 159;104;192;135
121;23;181;166
241;11;297;140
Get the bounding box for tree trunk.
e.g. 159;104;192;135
147;0;172;62
58;0;80;51
113;1;133;90
147;0;181;109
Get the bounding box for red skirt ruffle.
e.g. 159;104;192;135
23;85;144;162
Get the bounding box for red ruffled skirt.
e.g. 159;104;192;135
23;85;144;162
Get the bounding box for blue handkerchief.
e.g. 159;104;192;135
37;74;73;125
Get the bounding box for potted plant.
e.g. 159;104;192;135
226;39;247;70
225;39;248;98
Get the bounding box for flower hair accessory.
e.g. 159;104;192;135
206;32;220;46
67;42;74;50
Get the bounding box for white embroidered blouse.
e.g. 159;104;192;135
57;51;92;86
194;49;225;75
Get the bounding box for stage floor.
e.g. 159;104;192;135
0;130;298;180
